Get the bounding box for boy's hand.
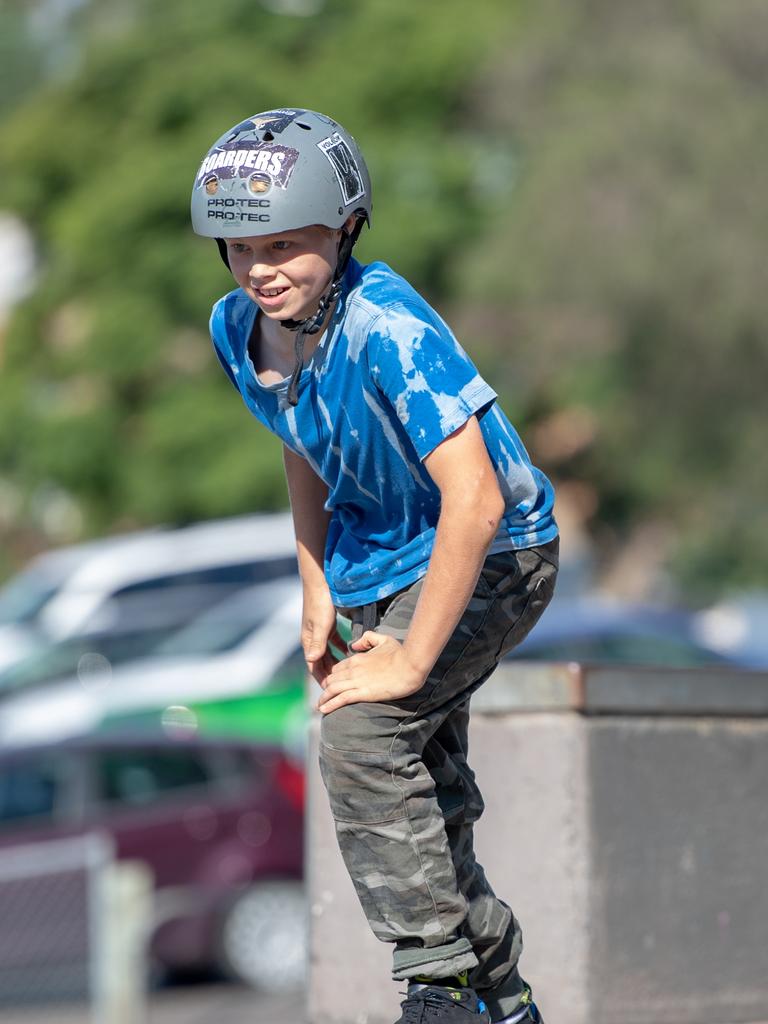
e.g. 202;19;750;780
302;587;347;686
316;632;427;714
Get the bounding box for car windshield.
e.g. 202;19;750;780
152;580;298;658
0;567;62;626
0;627;179;695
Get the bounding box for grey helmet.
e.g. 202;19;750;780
191;108;372;239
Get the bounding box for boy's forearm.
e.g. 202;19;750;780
402;493;502;680
283;446;331;591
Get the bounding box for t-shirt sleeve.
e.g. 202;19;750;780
366;303;497;460
209;298;242;393
212;341;240;391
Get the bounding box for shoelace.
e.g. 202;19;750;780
399;989;472;1022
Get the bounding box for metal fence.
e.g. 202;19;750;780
0;834;152;1024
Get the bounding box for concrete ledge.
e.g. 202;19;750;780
471;661;584;713
479;661;768;716
307;664;768;1024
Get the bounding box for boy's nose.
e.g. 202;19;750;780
248;261;277;286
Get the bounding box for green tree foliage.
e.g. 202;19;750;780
0;2;46;116
0;0;766;600
452;0;768;598
0;0;512;538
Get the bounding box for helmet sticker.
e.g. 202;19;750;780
195;142;299;190
247;172;271;195
317;132;364;206
225;110;301;142
248;109;301;133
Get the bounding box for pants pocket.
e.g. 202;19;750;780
319;737;405;824
494;563;557;661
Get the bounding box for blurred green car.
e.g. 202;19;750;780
0;580;311;750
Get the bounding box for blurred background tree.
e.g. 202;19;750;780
0;0;766;603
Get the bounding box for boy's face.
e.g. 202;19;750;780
224;225;341;323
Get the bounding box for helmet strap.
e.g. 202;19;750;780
215;216;365;407
286;324;309;408
284;224;360;406
216;237;230;269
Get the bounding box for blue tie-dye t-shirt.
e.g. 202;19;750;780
209;259;557;605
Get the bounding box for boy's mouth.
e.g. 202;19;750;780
257;286;289;298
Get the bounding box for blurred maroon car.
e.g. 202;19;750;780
0;733;305;990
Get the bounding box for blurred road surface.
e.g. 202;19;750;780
149;983;305;1023
4;985;765;1024
1;984;306;1024
148;983;305;1023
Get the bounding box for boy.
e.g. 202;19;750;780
191;109;558;1024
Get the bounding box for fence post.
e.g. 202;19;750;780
91;860;153;1024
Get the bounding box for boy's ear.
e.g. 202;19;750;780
343;213;358;234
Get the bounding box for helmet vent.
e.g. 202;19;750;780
262;130;275;142
296;121;312;130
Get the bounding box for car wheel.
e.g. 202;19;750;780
219;879;307;992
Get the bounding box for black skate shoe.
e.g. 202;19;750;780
395;973;491;1023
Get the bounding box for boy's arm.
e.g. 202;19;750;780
400;415;505;680
317;415;504;713
282;446;346;684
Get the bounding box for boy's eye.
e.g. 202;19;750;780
273;240;291;251
229;243;249;254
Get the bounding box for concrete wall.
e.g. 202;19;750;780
306;663;768;1024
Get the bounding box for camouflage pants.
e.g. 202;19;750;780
319;540;559;1016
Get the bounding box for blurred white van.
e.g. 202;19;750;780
0;512;297;671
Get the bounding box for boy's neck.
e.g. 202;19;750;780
252;302;337;385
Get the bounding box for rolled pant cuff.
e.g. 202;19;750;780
392;938;478;981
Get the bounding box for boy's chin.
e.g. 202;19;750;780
259;301;316;323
